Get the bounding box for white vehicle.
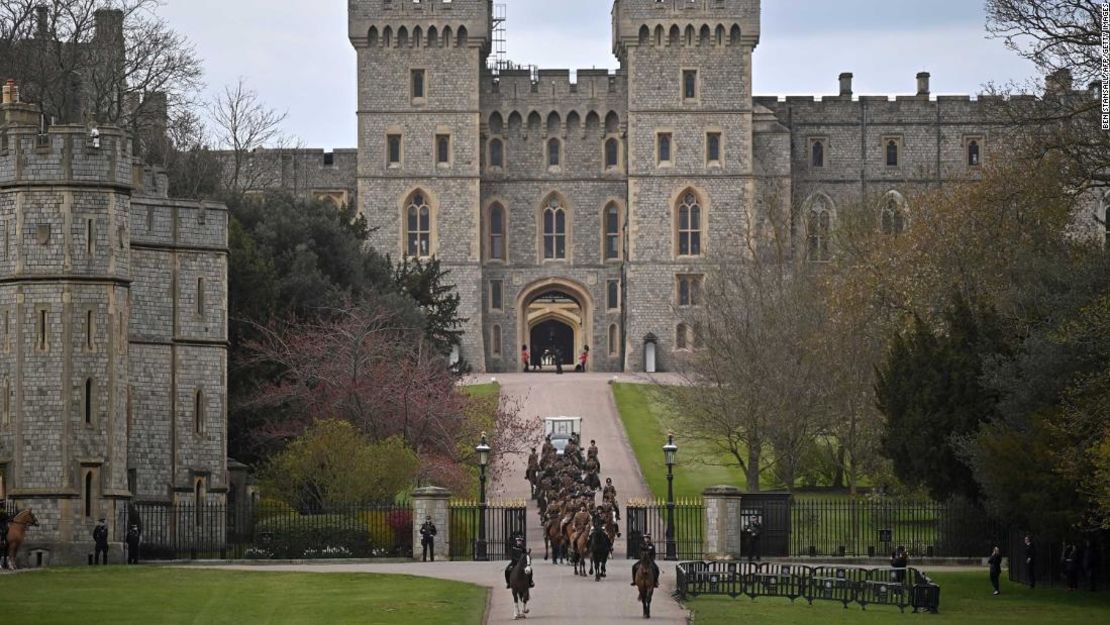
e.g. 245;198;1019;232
544;417;582;456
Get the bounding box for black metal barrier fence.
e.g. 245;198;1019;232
448;501;527;561
626;499;705;561
126;502;413;561
675;561;941;613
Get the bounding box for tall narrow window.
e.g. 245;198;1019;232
677;192;702;256
195;479;204;526
197;277;205;316
84;471;94;517
194;389;204;434
608;324;619;356
607;280;620;310
658;133;672;164
3;381;10;426
489;138;504;168
436;134;450;165
682;70;697;100
812;140;824;167
84;378;93;424
488;203;505;261
492;324;503;357
387;134;402;165
37;309;47;351
490;280;503;311
547;138;560;167
411;69;426;100
406;193;432;257
604;203;621;260
968;140;981;166
886;140;899;167
86;218;95;256
706;133;721;164
807;200;832;263
604;138;619;169
85;310;94;350
676;323;689;350
543;199;567;260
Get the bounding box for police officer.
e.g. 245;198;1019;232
419;516;438;562
93;518;109;565
746;518;763;562
631;533;660;588
126;523;142;565
505;534;534;589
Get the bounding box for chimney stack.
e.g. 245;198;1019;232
35;5;48;39
2;80;16;105
839;72;853;98
916;72;931;97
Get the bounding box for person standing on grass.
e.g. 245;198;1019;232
988;546;1003;595
93;518;109;565
1083;539;1100;592
126;523;142;565
419;516;438;562
891;545;909;583
1064;544;1080;591
1024;535;1037;588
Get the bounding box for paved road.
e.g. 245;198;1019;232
199;373;688;624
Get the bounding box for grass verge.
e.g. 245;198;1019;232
0;567;487;625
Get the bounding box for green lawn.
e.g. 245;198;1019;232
464;382;501;401
0;567;487;625
613;382;747;501
686;571;1110;625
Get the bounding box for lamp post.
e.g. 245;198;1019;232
476;432;491;561
663;432;678;561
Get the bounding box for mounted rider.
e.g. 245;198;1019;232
0;498;9;551
631;533;660;588
526;448;540;482
505;533;534;589
587;440;599;460
602;478;620;521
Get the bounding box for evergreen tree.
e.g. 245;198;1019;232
392;257;466;357
876;293;1009;501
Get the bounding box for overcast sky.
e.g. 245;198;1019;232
160;0;1039;149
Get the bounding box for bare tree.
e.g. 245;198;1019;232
0;0;202;135
209;78;289;194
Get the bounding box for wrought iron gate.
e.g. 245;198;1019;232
448;501;527;561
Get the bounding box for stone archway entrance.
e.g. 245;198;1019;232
518;278;593;370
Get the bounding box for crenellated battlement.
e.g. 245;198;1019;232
613;0;760;60
0;124;132;190
350;0;491;48
483;69;627;103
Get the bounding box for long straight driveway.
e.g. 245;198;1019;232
197;373;688;624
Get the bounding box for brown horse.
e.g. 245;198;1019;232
543;516;566;564
2;509;39;570
634;549;655;618
570;527;589;577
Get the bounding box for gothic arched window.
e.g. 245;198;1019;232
605;138;620;169
547;138;561;167
543;198;567;260
807;198;832;263
968;140;981;166
406;192;432;257
812;140;824;167
489;138;504;168
886;140;899;167
677;192;702;256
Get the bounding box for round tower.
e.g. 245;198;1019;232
0;93;133;565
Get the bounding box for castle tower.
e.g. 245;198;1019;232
614;0;762;370
0;99;134;562
349;0;492;370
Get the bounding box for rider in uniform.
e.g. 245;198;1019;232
631;533;660;588
602;478;619;521
0;498;9;553
505;534;534;589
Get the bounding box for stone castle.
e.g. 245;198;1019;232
233;0;1097;374
0;85;229;565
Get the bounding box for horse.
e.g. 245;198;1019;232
544;516;566;564
570;527;590;577
588;525;612;582
2;509;39;571
509;548;533;620
634;550;655;619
